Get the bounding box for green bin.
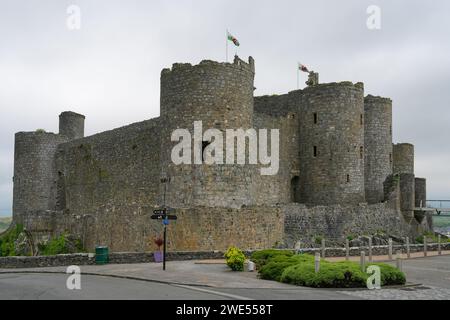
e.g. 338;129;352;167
95;246;109;265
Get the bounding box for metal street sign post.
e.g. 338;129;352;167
151;207;177;271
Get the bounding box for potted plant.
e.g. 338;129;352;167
153;236;164;263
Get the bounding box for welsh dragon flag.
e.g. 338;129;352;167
298;63;309;73
227;32;240;47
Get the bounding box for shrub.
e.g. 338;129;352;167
0;224;23;257
281;261;367;288
251;250;406;288
250;249;294;269
224;247;246;271
38;233;85;256
259;254;314;281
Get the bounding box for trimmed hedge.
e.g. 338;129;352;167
252;250;406;288
250;249;294;269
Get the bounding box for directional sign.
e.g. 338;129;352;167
153;208;175;215
151;214;177;220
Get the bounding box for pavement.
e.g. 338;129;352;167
1;253;450;300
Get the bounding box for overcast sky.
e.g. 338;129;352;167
1;0;449;216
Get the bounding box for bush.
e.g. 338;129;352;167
250;249;294;269
38;233;84;256
224;247;246;271
281;261;368;288
259;254;314;281
0;224;23;257
251;250;406;288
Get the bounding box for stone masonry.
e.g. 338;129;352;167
10;56;431;252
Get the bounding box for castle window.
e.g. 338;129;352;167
313;146;318;157
346;174;350;183
291;176;300;203
360;114;363;125
313;113;318;124
359;146;364;159
389;153;392;163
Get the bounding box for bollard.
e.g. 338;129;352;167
368;237;373;262
438;235;442;255
360;251;366;272
406;237;410;259
388;238;393;260
345;238;350;261
424;237;428;257
321;238;326;258
396;250;402;271
315;252;320;273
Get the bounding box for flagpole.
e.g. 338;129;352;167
297;63;299;90
226;29;228;62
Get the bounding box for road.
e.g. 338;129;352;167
1;255;450;300
0;273;358;300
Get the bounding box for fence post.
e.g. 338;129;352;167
315;252;320;273
406;237;410;259
388;238;393;260
396;250;402;271
321;238;326;258
360;251;366;272
368;237;373;262
345;238;350;261
438;235;442;255
424;237;428;257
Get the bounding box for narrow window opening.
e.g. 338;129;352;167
291;176;300;203
313;146;318;157
389;153;392;163
346;174;350;183
359;146;364;159
313;113;318;124
360;114;363;125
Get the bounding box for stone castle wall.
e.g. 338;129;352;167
11;56;430;253
364;95;393;204
296;82;365;205
13;132;69;224
160;57;257;209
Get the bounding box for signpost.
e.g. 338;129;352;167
151;207;177;271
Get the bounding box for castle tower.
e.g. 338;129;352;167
296;82;365;205
415;177;427;208
364;95;393;204
59;111;85;140
12;131;68;224
160;56;256;208
393;143;415;217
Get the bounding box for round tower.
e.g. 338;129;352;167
160;56;256;208
12;131;68;224
59;111;85;140
393;143;415;217
297;82;365;205
364;95;393;204
415;177;426;208
393;143;414;174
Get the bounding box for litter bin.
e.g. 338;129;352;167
95;246;109;265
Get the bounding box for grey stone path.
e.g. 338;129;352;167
338;286;450;300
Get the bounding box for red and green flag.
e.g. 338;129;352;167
298;63;309;73
227;32;240;47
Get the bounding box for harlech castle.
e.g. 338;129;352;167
11;56;432;252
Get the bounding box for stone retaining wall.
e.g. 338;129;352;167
1;244;449;269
